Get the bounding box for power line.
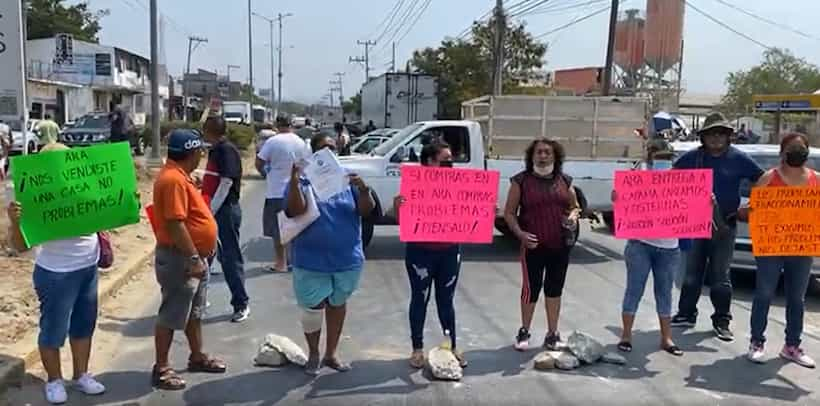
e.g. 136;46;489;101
395;0;434;46
710;0;820;42
685;0;772;50
522;0;608;16
455;9;492;39
534;2;615;39
510;0;552;18
373;0;409;45
375;0;423;56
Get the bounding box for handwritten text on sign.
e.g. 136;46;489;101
11;142;140;246
399;166;500;243
750;187;820;256
613;169;713;239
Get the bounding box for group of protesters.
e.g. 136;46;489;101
7;110;819;404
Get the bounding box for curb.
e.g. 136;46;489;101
0;247;156;397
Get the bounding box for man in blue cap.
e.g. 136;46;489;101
151;129;226;391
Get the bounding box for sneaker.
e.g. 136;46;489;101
543;332;563;351
75;373;106;395
44;379;68;404
670;314;696;328
780;345;816;369
713;322;734;342
747;342;766;364
231;307;250;323
514;327;531;351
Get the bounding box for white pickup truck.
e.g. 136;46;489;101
339;98;647;247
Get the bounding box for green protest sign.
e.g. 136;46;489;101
10;142;140;246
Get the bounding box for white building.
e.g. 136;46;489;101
25;34;168;125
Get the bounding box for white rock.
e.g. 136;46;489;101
534;351;564;370
254;343;288;367
555;352;580;370
263;334;308;366
567;331;605;364
601;352;627;365
426;348;463;381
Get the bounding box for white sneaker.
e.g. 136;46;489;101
781;345;817;369
44;379;68;404
75;373;106;395
747;342;766;364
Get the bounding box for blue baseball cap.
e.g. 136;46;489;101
167;129;209;153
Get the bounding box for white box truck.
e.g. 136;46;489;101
223;101;252;125
361;73;438;129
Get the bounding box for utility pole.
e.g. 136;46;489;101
183;36;208;121
226;64;240;82
252;12;276;115
492;0;505;96
391;42;396;73
350;40;376;83
247;0;254;128
332;72;345;120
148;0;161;164
276;13;294;118
602;0;620;96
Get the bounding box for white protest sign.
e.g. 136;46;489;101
0;1;27;125
303;148;349;202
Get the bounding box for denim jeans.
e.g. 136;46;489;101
215;201;249;311
33;265;99;348
405;244;461;350
677;226;736;323
622;241;680;317
751;256;813;347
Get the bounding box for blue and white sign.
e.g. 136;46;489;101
0;0;27;124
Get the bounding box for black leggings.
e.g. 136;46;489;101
521;247;571;302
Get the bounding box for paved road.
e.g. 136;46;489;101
7;175;820;405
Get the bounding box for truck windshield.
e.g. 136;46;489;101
372;123;424;156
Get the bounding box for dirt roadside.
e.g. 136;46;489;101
0;151;259;395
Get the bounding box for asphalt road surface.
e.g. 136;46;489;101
7;175;820;406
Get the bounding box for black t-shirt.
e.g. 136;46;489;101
205;139;242;203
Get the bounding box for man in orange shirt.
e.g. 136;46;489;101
151;129;226;391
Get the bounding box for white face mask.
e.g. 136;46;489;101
533;164;554;176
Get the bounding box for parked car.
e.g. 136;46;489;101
351;135;391;155
60;112;111;147
8;119;41;155
670;141;820;291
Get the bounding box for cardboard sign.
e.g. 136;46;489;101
750;186;820;256
613;169;713;239
399;166;500;244
11;143;140;246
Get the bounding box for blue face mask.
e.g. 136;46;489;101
651;160;672;170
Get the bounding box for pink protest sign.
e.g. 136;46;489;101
613;169;713;239
399;165;500;244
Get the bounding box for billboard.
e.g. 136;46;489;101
0;0;27;124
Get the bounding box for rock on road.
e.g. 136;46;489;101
6;175;820;406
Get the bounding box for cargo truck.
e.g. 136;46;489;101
361;72;438;129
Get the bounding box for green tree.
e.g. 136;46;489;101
721;48;820;115
26;0;109;42
410;18;547;119
343;93;361;117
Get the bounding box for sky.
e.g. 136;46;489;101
75;0;820;104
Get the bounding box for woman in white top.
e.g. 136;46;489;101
7;143;106;404
614;139;684;356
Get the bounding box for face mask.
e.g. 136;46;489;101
439;160;454;168
785;148;809;167
533;164;554;176
651;160;672;170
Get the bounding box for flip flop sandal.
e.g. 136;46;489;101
151;366;186;391
454;350;468;368
188;355;227;373
322;358;352;372
304;358;321;376
267;266;291;273
409;351;426;369
663;345;684;356
617;341;633;353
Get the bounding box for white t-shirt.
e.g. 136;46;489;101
640;238;679;250
36;234;100;273
257;131;311;199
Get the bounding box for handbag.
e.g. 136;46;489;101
277;186;320;245
97;231;114;269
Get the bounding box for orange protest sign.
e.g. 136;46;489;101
749;186;820;256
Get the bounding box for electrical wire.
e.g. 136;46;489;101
710;0;820;42
375;0;423;55
533;1;615;39
685;0;773;50
522;0;609;17
510;0;552;18
395;0;434;46
372;0;408;45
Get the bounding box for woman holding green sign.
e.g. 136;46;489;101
7;143;106;405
